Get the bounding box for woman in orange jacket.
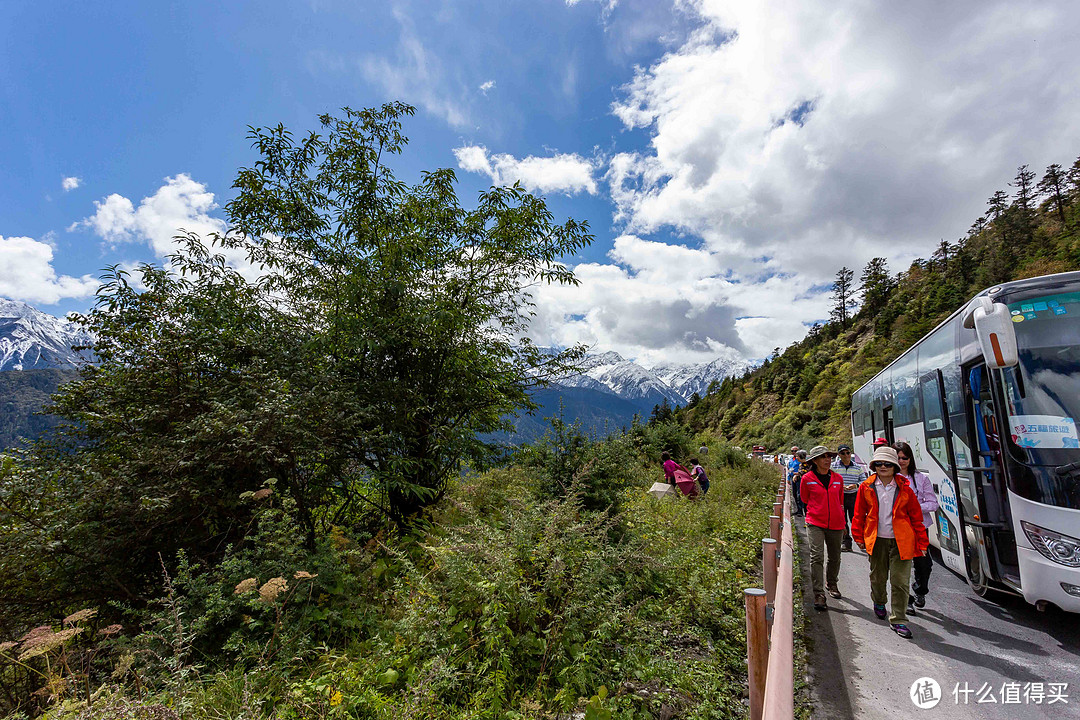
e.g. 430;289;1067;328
850;446;928;639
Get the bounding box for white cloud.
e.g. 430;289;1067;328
61;176;81;192
479;80;495;94
606;0;1080;276
75;174;259;280
527;235;831;362
523;0;1080;365
0;235;98;305
359;8;468;127
454;145;600;195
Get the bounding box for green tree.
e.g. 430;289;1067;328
829;266;856;327
2;103;593;624
1009;165;1037;246
858;258;895;316
1037;163;1070;227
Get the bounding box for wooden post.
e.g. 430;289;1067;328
763;538;778;604
745;588;768;720
773;501;783;518
770;515;781;543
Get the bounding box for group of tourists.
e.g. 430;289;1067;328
661;449;711;497
787;439;939;639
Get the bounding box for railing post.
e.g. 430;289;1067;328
769;514;781;543
745;588;768;720
763;538;778;605
773;500;783;518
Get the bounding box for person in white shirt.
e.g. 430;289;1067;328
832;445;867;552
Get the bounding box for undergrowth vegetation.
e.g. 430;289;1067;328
1;423;781;720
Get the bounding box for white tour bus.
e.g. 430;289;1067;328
851;271;1080;612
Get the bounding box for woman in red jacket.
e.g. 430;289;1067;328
851;446;928;639
800;445;846;610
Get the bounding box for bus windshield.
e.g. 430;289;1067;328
1000;290;1080;467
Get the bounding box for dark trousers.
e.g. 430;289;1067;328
790;477;806;514
842;493;857;543
912;554;933;596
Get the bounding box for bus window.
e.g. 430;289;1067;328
921;372;952;472
893;352;920;427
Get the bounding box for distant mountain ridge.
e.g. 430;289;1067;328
0;299;753;448
557;349;751;412
0;299;94;371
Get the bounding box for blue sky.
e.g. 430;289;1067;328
3;1;1080;365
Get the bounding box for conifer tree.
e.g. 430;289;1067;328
1010;165;1037;245
859;258;894;316
1037;163;1070;227
830;266;856;326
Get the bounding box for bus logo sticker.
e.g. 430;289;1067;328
1021;304;1034;312
1032;301;1048;311
1012;315;1025;323
1010;415;1079;449
1053;307;1067;315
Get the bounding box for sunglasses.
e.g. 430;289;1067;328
870;462;895;470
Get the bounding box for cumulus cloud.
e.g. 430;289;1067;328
0;235;98;305
75;174;259;279
607;0;1080;275
61;176;81;192
479;80;495;94
454;145;600;195
526;235;832;363
528;0;1080;364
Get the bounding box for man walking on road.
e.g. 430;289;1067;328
832;445;867;551
801;445;846;610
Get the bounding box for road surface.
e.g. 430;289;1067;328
795;515;1080;719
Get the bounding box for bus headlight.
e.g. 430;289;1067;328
1021;521;1080;568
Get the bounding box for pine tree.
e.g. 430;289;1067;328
1037;163;1070;227
859;258;894;316
829;266;856;326
1010;165;1037;245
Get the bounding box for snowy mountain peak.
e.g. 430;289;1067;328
0;299;95;371
557;349;750;410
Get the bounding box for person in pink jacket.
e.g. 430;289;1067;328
800;445;846;610
895;441;939;609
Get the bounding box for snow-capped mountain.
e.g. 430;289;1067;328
557;350;750;410
649;352;752;400
0;299;95;371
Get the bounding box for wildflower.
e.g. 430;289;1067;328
234;578;258;595
0;641;17;654
258;577;288;604
63;608;97;626
112;653;134;679
330;690;343;707
99;624;123;636
19;627;82;661
252;488;273;500
293;570;317;580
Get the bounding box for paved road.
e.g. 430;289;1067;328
795;515;1080;719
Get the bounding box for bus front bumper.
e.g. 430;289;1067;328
1018;546;1080;613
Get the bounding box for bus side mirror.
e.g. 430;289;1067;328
962;297;1019;369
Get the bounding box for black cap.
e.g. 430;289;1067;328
837;444;851;452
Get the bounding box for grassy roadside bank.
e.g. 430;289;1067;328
4;438;783;720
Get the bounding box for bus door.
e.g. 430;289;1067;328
920;369;964;573
883;406;895;444
960;363;1021;592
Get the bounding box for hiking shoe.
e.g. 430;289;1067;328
891;623;913;639
827;585;842;599
814;594;828;611
908;595;916;612
873;604;887;619
841;540;852;552
914;594;926;608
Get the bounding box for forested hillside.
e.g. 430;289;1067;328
681;158;1080;449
